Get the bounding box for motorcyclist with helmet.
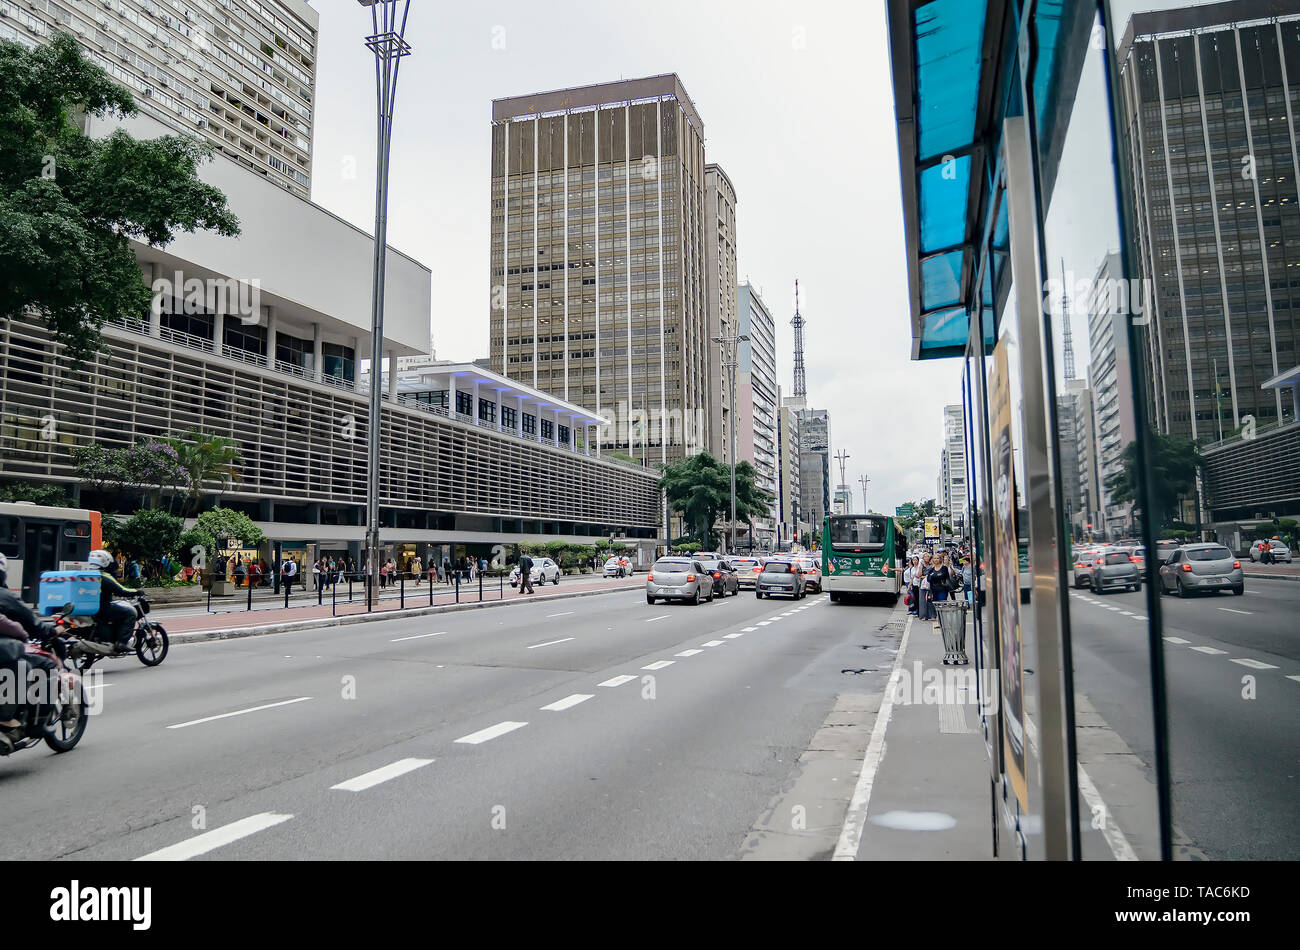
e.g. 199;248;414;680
0;552;61;753
87;549;143;653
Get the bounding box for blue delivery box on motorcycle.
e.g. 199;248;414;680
38;571;102;616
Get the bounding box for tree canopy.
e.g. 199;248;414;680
0;33;240;365
659;452;776;550
1106;430;1199;529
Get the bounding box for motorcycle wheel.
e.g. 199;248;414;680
44;678;88;753
136;623;169;667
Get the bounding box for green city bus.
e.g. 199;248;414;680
822;513;902;603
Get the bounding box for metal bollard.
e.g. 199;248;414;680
318;575;323;606
455;571;459;603
349;573;354;603
207;575;212;613
479;571;483;602
332;575;336;617
428;572;433;606
400;571;405;610
247;578;253;611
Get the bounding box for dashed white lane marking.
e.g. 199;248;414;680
723;633;744;639
546;611;574;618
676;648;703;657
1217;607;1252;616
598;675;636;688
1135;615;1147;620
540;693;594;711
1231;658;1277;670
84;683;114;691
1120;610;1135;616
167;697;312;730
1190;646;1228;655
1289;675;1300;684
391;631;446;642
757;621;773;626
135;812;293;861
1164;637;1190;644
332;758;434;792
702;640;725;647
642;660;674;670
527;637;575;649
742;627;758;632
645;615;670;623
455;721;528;744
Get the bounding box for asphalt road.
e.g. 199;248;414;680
0;585;902;861
1066;577;1300;860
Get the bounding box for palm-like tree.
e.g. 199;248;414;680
167;429;244;516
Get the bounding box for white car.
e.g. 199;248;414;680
510;557;561;586
1249;540;1293;563
603;556;633;578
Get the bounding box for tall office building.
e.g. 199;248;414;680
798;408;831;529
1;0;317;199
777;394;803;545
736;284;778;544
488;75;710;464
1084;252;1137;537
938;403;967;531
1118;1;1300;442
705;164;738;464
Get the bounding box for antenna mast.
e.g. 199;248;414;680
791;279;806;399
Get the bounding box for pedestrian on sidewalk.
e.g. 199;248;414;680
903;557;919;615
916;551;935;623
413;556;423;586
518;553;535;594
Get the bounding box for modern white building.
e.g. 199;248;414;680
737;283;778;548
937;403;966;531
1085;252;1136;539
1;0;318;199
705;164;738;465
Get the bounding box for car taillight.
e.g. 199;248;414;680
647;572;654;582
1129;556;1138;563
1233;560;1240;569
686;574;697;582
753;567;761;572
712;572;721;579
1181;563;1192;572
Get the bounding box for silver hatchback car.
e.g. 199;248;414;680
1091;550;1141;593
1159;544;1244;597
646;557;714;605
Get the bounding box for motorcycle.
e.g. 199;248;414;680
57;593;169;672
0;621;88;757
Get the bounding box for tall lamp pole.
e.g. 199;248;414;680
359;0;411;611
858;473;870;513
712;331;749;553
834;449;850;513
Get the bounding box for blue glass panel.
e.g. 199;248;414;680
919;153;971;253
920;307;969;351
921;250;963;311
914;0;988;160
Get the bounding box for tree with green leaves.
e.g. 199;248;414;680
0;33;240;366
0;480;73;506
659;452;730;549
1106;431;1199;529
165;429;244;515
106;508;183;578
69;439;185;510
176;507;265;574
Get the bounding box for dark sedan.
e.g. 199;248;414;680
698;558;740;597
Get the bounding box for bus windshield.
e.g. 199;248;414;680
828;516;886;548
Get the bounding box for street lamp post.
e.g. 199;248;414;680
712;332;749;554
358;0;411;611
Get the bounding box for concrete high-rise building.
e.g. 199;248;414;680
1084;252;1137;538
2;0;318;199
488;75;710;464
1118;1;1300;443
737;283;778;545
705;164;738;464
798;408;830;529
777;394;803;545
936;404;966;532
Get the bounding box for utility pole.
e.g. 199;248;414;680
858;473;870;513
834;449;850;514
712;331;749;553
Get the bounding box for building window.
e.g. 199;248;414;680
478;398;496;423
276;332;312;370
558;424;570;444
224;321;267;356
321;342;354;382
455;391;474;416
161;309;214;341
541;419;554;440
501;406;517;429
411;390;448;410
522;412;536;435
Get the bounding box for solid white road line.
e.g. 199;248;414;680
702;640;724;647
527;637;575;649
642;660;674;670
541;693;594;711
1190;646;1228;655
390;631;447;642
675;649;703;657
1230;658;1277;670
723;633;743;639
332;758;434;792
135;813;293;861
546;611;574;618
834;614;914;861
167;697;312;730
598;675;636;688
645;615;670;623
1164;636;1190;644
455;721;528;744
1077;765;1137;861
1217;607;1252;615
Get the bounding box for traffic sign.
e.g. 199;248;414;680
896;504;914;518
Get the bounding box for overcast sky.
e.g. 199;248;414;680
305;0;1194;513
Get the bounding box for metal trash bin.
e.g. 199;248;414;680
935;601;969;665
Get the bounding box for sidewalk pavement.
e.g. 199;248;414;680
1243;562;1300;582
156;574;643;640
840;605;994;860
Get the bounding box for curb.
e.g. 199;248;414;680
167;582;643;644
1243;572;1300;583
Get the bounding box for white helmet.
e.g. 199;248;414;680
88;550;114;569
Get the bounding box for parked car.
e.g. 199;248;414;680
1091;549;1141;594
510;557;561;587
646;557;713;605
698;558;740;597
1159;544;1243;597
1249;540;1293;564
603;556;632;578
795;556;822;593
1072;549;1106;588
733;557;764;589
756;560;805;599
